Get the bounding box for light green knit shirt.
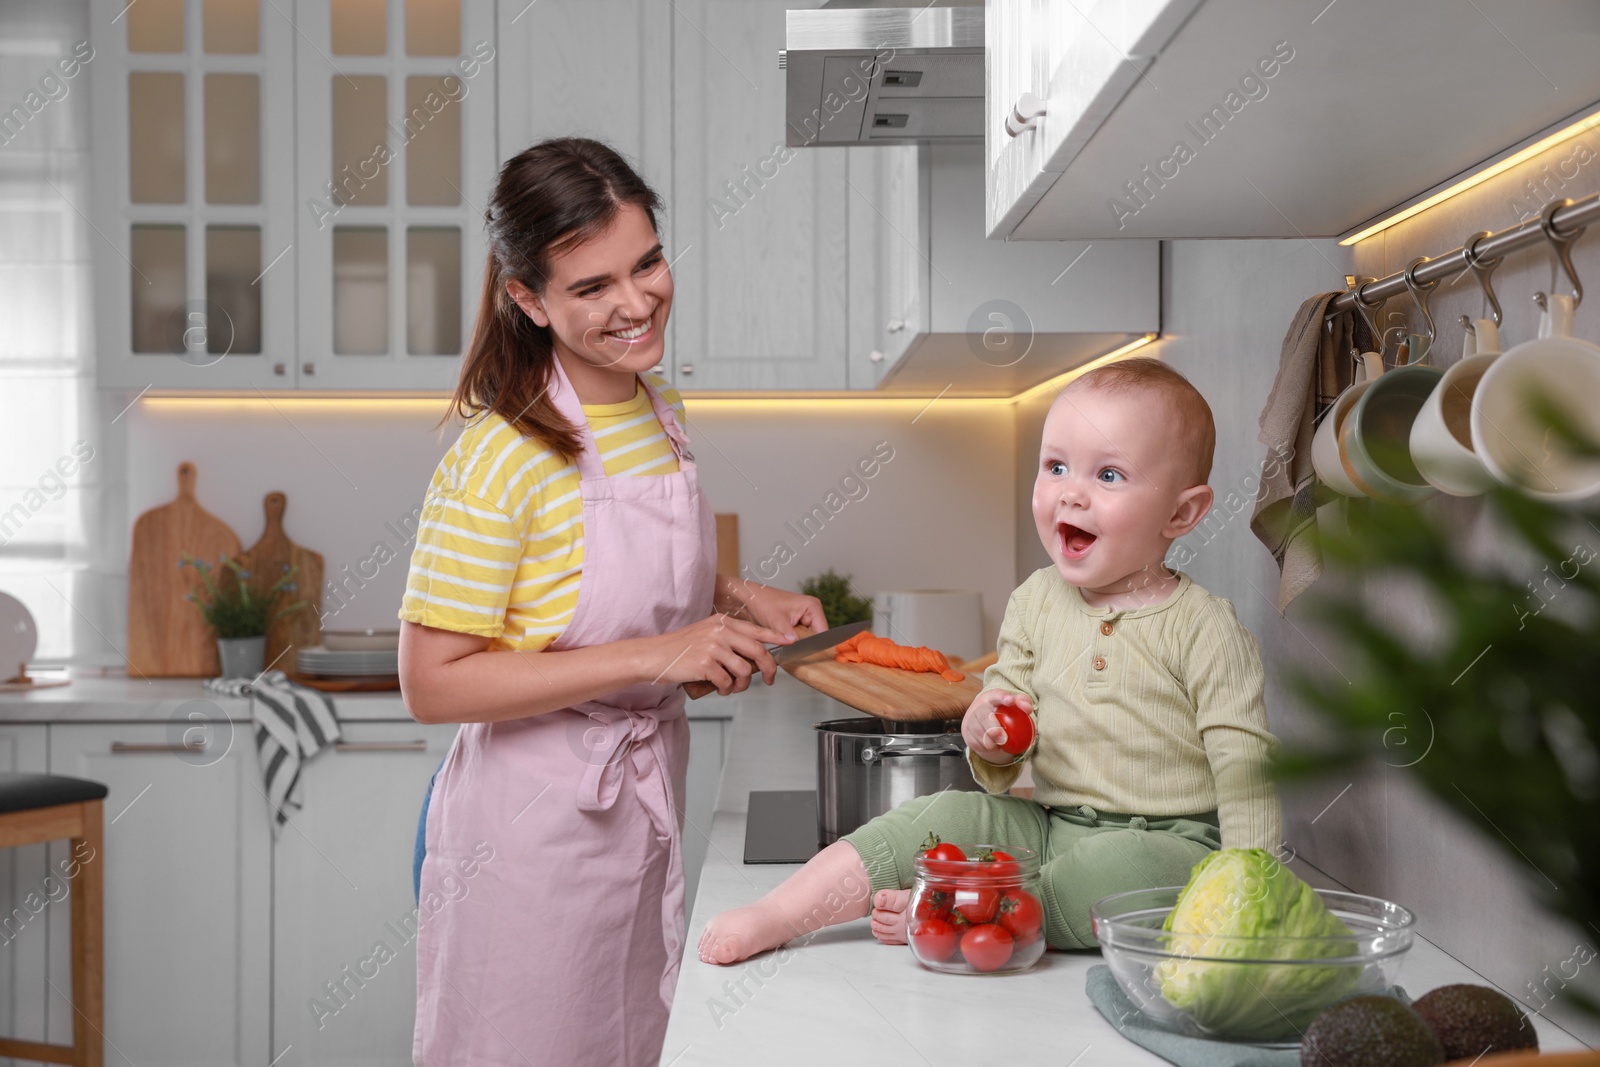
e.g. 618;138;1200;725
969;567;1283;851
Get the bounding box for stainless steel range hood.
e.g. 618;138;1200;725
783;5;983;147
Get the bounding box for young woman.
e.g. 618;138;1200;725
399;138;825;1066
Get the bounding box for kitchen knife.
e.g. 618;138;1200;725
683;619;871;699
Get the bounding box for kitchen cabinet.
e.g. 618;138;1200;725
669;0;856;391
92;0;497;392
986;0;1600;240
44;720;272;1065
0;725;49;1067
270;720;456;1066
681;717;729;917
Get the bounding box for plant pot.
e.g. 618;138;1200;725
216;635;266;679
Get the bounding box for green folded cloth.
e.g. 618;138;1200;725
1085;964;1302;1067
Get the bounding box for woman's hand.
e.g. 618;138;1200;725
640;614;794;695
962;688;1033;765
725;579;828;637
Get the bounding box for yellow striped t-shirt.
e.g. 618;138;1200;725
398;374;687;649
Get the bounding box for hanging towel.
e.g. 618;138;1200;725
1249;292;1364;613
205;669;341;832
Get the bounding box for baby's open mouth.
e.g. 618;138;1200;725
1058;523;1098;560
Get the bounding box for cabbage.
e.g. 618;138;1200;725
1157;848;1360;1042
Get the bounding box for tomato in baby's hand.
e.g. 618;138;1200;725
952;886;1000;925
910;917;960;963
993;705;1035;755
997;889;1043;946
959;924;1014;972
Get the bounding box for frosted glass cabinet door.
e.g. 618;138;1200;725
44;721;271;1065
92;0;296;390
294;0;495;390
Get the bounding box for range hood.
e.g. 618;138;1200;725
783;4;983;146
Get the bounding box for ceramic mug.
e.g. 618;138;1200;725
1472;293;1600;501
1312;350;1384;498
1339;335;1442;504
1410;319;1501;496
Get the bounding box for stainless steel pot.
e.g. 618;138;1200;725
814;717;983;845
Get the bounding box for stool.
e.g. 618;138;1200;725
0;773;106;1067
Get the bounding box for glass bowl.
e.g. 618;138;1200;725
908;843;1047;976
1090;886;1415;1045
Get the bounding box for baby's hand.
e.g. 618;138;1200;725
961;689;1034;765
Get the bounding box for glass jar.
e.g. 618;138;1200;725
908;843;1046;975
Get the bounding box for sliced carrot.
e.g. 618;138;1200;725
833;631;964;682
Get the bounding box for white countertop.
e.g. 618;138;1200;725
663;678;1587;1065
0;672;739;724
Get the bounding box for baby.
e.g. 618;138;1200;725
700;357;1282;963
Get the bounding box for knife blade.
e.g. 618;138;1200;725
683;619;871;698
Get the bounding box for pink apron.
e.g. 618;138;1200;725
413;355;716;1066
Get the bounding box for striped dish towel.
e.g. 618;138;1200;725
205;669;341;831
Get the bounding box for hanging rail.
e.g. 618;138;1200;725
1326;192;1600;318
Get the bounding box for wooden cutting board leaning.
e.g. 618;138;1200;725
128;462;242;677
235;492;324;674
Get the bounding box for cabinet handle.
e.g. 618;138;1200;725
334;740;428;753
1005;92;1047;137
680;363;694;375
273;362;286;376
886;319;906;333
869;350;885;363
112;740;207;754
303;362;316;376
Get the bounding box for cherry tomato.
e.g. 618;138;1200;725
997;889;1043;946
974;847;1019;879
910;917;960;963
993;705;1035;755
960;924;1014;972
920;832;966;869
913;886;955;923
952;886;1000;925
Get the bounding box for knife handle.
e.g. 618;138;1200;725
684;679;717;699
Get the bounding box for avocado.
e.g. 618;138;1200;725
1300;995;1445;1067
1412;983;1538;1060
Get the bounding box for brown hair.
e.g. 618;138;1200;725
444;138;664;461
1068;357;1216;485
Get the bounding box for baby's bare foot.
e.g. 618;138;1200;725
869;888;911;945
698;901;793;965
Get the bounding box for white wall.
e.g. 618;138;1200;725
114;399;1015;653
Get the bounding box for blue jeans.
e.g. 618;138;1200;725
413;761;442;903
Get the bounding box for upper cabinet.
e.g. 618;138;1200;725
668;0;853;391
93;0;497;391
987;0;1600;240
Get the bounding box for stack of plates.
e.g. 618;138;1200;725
296;646;399;677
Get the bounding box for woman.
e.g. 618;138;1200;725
400;137;825;1066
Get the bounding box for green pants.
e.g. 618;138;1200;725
843;791;1221;949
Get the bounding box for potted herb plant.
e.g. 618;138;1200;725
180;552;304;679
800;568;874;629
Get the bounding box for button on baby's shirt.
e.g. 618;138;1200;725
1100;621;1114;636
1092;655;1107;671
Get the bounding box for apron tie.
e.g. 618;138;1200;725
572;705;686;1008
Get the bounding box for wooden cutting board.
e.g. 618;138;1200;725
236;492;324;674
128;462;242;677
780;628;990;721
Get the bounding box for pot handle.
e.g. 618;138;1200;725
861;742;966;762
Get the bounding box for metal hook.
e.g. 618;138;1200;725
1461;230;1504;325
1534;198;1584;308
1345;275;1383;359
1401;256;1439;346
